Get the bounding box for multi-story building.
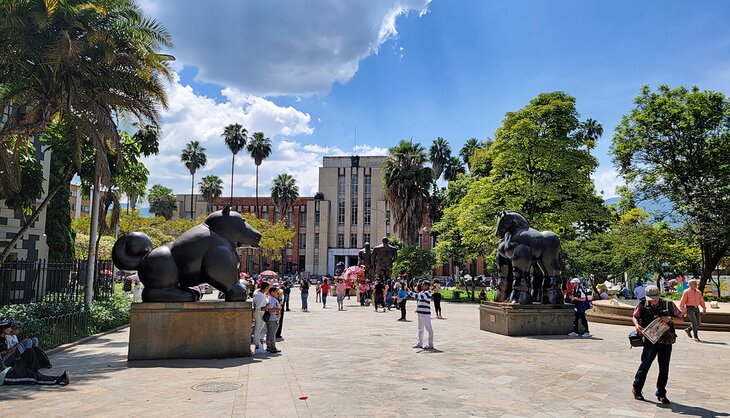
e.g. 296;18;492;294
69;184;92;219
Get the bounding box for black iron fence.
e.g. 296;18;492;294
0;259;115;307
32;311;95;349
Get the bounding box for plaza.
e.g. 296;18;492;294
2;290;728;418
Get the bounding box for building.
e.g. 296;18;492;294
69;184;91;219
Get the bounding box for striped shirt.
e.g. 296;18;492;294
407;290;432;315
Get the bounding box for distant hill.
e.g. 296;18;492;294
604;197;678;225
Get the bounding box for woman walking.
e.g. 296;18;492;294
432;279;443;318
679;278;706;341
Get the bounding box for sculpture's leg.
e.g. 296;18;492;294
202;247;247;301
508;245;532;305
548;276;564;305
494;253;512;302
530;262;545;303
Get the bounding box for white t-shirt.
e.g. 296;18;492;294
266;296;279;321
253;290;267;315
4;335;18;348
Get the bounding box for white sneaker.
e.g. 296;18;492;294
412;343;423;349
254;347;267;354
581;332;592;338
568;332;579;337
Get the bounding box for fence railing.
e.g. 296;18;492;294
0;259;115;307
33;311;95;350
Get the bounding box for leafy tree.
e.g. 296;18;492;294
459;137;482;171
271;173;299;225
147;184;177;220
46;150;75;259
443;156;465;182
199;175;223;213
247;131;272;216
579;118;604;148
242;213;295;262
612;85;730;291
222;123;248;204
393;245;435;280
467;140;493;177
180;140;207;219
383;140;432;246
429;137;451;181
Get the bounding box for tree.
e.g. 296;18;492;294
393;245;435;280
443;156;465;182
271;174;299;225
147;184;177;220
383;140;432;246
428;137;451;181
579;118;604;148
222;123;248;204
242;213;295;263
247;131;272;217
612;85;730;291
180;141;207;219
459;138;482;171
199;175;223;213
46;150;75;259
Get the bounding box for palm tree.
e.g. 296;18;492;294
429;137;451;181
181;141;207;219
223;123;248;204
199;175;224;213
383;140;433;245
247;131;272;217
271;174;300;225
580;118;604;147
444;156;466;182
459;138;482;171
148;184;177;220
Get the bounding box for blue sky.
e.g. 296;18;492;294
137;0;730;200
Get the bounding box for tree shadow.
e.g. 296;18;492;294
668;401;730;417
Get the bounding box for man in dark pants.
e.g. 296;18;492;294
568;278;591;337
631;284;683;405
1;318;69;386
282;280;291;311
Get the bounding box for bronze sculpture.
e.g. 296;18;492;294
112;205;262;302
495;211;563;305
372;237;397;281
358;242;374;280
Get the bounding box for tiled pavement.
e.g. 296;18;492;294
1;290;729;417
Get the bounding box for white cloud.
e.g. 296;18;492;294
354;144;390;155
592;168;624;198
142;0;431;96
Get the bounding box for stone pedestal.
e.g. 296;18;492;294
479;301;574;336
128;300;252;360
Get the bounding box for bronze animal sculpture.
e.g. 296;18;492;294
495;211;563;305
112;206;262;302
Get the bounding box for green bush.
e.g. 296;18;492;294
662;292;729;303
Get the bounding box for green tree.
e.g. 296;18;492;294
147;184;177;220
222;123;248;204
383;140;432;246
393;245;435;280
242;213;295;263
247;131;272;217
429;137;451;181
459;137;482;171
180;140;207;219
199;175;223;213
443;156;465;182
612;85;730;291
46;150;75;259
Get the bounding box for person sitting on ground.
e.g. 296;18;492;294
1;318;69;386
4;321;51;370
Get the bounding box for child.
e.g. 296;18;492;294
265;287;281;353
315;282;322;303
335;278;346;310
321;279;330;308
407;281;434;350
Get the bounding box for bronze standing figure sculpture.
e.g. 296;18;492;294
372;237;397;281
495;211;563;305
358;242;375;281
112;205;262;302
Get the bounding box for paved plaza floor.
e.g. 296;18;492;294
1;289;729;417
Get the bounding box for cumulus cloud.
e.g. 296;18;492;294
142;0;431;96
592;168;624;198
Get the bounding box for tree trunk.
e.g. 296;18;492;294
255;165;260;218
699;241;725;293
84;170;101;310
230;154;235;205
0;164;74;263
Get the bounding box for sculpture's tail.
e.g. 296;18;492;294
112;232;153;271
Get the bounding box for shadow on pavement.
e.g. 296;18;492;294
127;357;259;369
698;340;728;345
668;401;730;417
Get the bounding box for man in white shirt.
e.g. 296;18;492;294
252;282;271;354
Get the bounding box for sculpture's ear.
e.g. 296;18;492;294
223;205;231;216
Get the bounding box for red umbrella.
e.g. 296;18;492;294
259;270;278;277
239;272;251;278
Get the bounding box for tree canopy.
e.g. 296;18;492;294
147;184;177;220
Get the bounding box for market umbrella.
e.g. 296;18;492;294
259;270;278;277
239;272;251;278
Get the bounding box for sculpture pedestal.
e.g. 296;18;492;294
128;300;252;360
479;301;574;336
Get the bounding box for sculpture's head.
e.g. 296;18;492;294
205;205;262;248
495;211;530;238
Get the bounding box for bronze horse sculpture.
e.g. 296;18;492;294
495;211;563;305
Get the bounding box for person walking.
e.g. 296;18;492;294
300;278;310;312
568;278;591;337
396;283;408;321
432;279;443;319
335;278;346;310
373;279;386;312
679;278;706;341
631;284;683;404
407;281;434;349
264;286;282;353
252;281;271;354
321;278;330;308
359;282;367;306
315;282;322;303
282;280;291;311
385;279;394;311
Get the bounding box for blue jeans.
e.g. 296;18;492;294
322;294;327;307
633;341;672;397
301;292;308;310
385;291;393;308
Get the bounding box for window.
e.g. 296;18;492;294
351;172;358;196
337;174;345;198
337;233;344;248
299;233;306;249
71;189;78;197
364;174;372;225
314;233;320;248
288;210;294;226
299;206;307;227
315;201;320;226
81;205;90;212
350;197;358;225
350;233;357;248
363;199;371;225
386;209;391;226
338;200;345;225
262;207;269;220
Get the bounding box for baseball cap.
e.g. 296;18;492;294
570;278;580;284
645;284;660;301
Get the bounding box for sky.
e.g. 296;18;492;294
134;0;730;202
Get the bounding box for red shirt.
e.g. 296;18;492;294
321;283;330;294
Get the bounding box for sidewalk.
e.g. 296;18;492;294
2;290;729;417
